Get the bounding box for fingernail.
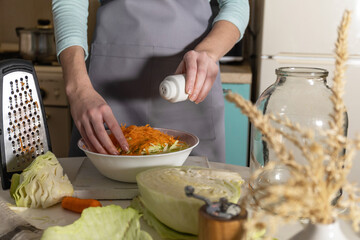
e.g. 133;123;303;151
187;88;192;95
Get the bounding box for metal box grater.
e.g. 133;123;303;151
0;59;51;189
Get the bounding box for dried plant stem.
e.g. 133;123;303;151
325;10;351;200
329;9;350;159
225;92;293;163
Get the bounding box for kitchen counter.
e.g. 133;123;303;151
220;62;252;84
0;156;359;239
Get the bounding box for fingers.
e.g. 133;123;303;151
102;109;129;153
79;125;95;152
74;100;126;155
183;51;198;95
196;64;218;103
181;50;219;104
188;52;208;103
174;61;185;75
81;107;110;155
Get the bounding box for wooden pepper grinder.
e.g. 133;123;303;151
185;185;248;240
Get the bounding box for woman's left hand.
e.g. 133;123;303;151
175;50;219;104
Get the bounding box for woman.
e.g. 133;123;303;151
52;0;249;162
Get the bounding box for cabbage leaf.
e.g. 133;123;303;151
11;151;73;208
41;205;152;240
136;166;244;235
131;197;197;240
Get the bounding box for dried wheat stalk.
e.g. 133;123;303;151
226;10;360;239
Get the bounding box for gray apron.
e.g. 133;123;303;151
69;0;226;163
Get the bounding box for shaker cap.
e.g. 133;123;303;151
159;74;188;103
159;79;177;100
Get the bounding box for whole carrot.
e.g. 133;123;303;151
61;196;102;213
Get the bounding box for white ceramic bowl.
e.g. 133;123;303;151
77;128;199;183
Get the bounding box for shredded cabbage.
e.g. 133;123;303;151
144;140;188;155
41;205;152;240
10;151;73;208
136;166;244;235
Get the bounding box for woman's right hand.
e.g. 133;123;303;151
60;46;129;155
68;85;129;155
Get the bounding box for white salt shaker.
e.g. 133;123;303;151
159;74;189;103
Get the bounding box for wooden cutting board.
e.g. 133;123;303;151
61;156;210;200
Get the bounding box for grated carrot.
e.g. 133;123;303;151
19;137;29;153
109;124;185;155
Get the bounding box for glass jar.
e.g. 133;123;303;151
250;67;348;187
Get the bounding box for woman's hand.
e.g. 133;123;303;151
60;46;129;155
68;85;129;155
175;20;241;104
175;50;219;104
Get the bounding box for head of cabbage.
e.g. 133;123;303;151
136;166;244;235
10;151;73;208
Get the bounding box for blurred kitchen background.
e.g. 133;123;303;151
1;0;359;166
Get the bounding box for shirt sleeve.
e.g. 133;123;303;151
52;0;89;60
214;0;250;41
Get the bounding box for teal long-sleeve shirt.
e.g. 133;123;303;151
52;0;250;60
